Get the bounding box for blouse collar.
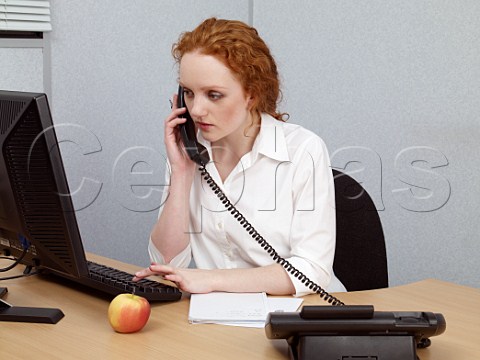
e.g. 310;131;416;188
197;113;290;166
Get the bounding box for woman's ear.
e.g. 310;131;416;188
246;94;256;111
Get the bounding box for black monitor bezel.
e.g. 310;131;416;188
0;90;88;279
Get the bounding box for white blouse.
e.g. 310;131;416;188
149;113;346;296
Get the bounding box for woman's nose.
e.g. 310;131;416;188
189;97;207;118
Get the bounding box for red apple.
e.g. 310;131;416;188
108;293;151;333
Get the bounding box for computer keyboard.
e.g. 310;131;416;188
86;261;182;302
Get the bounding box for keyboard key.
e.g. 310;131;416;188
86;261;181;302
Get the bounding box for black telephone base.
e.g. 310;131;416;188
290;335;418;360
267;306;445;360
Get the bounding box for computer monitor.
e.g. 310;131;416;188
0;90;182;304
0;90;89;279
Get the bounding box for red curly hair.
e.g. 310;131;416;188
172;18;288;121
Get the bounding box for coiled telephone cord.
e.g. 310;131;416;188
199;165;345;306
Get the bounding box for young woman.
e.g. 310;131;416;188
133;18;346;296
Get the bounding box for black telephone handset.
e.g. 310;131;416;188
175;85;342;305
177;86;210;166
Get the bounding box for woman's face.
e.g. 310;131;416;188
179;51;254;145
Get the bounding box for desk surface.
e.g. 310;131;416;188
1;254;479;360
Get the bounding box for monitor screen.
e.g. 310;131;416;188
0;90;89;279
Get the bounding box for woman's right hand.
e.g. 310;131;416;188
164;94;196;176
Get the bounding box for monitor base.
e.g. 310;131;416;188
0;294;64;324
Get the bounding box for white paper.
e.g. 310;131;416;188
267;297;304;313
188;292;303;328
189;292;268;323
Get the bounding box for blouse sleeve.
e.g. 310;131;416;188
283;135;338;296
147;162;193;268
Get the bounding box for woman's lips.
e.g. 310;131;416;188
196;122;213;131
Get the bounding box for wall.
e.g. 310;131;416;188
0;39;45;92
252;0;480;288
2;0;479;289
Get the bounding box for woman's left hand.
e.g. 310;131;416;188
133;263;216;294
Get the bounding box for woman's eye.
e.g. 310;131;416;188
209;92;223;100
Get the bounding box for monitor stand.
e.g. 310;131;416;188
0;287;64;324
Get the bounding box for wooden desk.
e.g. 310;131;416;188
1;254;479;360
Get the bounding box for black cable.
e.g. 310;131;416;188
0;270;38;281
0;248;27;272
199;164;345;306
